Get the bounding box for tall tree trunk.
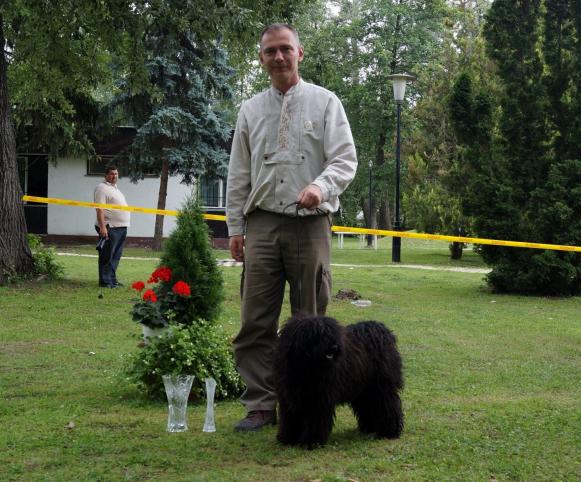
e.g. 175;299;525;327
152;158;169;251
362;197;377;247
374;128;393;230
0;20;34;283
378;198;392;231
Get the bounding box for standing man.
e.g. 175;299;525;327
226;24;357;432
94;165;130;288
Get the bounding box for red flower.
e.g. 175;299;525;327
142;289;157;302
148;266;172;284
131;281;145;292
172;281;191;297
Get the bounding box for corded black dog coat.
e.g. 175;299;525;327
274;315;404;448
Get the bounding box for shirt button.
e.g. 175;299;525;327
264;155;268;160
280;179;284;183
280;201;283;205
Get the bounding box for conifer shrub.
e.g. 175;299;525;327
482;159;581;296
159;196;224;324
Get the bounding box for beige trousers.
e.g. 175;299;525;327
232;209;332;411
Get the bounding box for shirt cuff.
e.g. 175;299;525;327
310;181;329;203
227;224;245;237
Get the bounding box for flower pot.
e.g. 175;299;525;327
162;374;195;432
141;324;168;340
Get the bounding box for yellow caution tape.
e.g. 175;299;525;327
22;195;581;253
23;195;179;216
329;225;581;253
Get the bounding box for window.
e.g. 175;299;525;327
86;155;130;176
200;177;226;208
18;155;48;197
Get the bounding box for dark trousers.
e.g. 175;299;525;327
96;226;127;287
232;210;332;411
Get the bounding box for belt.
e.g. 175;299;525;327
254;207;330;218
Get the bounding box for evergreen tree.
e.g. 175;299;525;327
159;197;224;324
112;2;234;249
453;0;581;295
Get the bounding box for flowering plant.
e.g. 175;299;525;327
130;267;192;329
125;321;244;400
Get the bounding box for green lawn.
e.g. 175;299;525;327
1;245;579;481
56;235;488;268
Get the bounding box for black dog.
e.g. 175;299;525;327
274;315;403;448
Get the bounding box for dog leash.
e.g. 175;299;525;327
283;201;304;310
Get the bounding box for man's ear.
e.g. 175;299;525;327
298;45;304;63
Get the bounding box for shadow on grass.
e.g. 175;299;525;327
5;277;102;291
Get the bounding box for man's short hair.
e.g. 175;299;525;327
105;165;118;175
260;23;300;47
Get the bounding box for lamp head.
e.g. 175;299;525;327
387;73;416;103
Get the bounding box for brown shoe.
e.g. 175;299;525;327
234;410;277;432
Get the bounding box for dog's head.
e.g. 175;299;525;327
277;315;344;372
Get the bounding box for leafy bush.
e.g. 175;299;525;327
126;322;243;400
27;234;65;280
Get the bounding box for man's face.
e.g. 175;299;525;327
105;169;118;184
259;28;304;89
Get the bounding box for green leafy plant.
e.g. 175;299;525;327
27;234;65;280
125;322;243;400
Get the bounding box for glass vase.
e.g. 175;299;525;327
162;374;194;432
203;377;217;433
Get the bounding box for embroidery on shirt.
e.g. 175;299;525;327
277;95;291;149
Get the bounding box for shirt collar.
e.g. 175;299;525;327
271;78;303;98
104;181;117;188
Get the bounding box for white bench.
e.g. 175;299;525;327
335;232;378;249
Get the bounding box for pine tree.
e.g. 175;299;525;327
159;196;224;324
112;3;234;250
453;0;581;295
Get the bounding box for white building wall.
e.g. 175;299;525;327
47;158;194;237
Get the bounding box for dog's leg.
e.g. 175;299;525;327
351;388;403;439
276;403;303;445
297;402;335;449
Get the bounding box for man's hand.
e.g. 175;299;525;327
230;235;245;262
297;184;323;210
99;226;108;239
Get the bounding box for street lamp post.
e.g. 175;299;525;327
387;73;415;263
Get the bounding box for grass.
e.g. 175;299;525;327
1;242;579;481
56;235;488;268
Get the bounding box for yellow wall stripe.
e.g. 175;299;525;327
22;195;581;253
